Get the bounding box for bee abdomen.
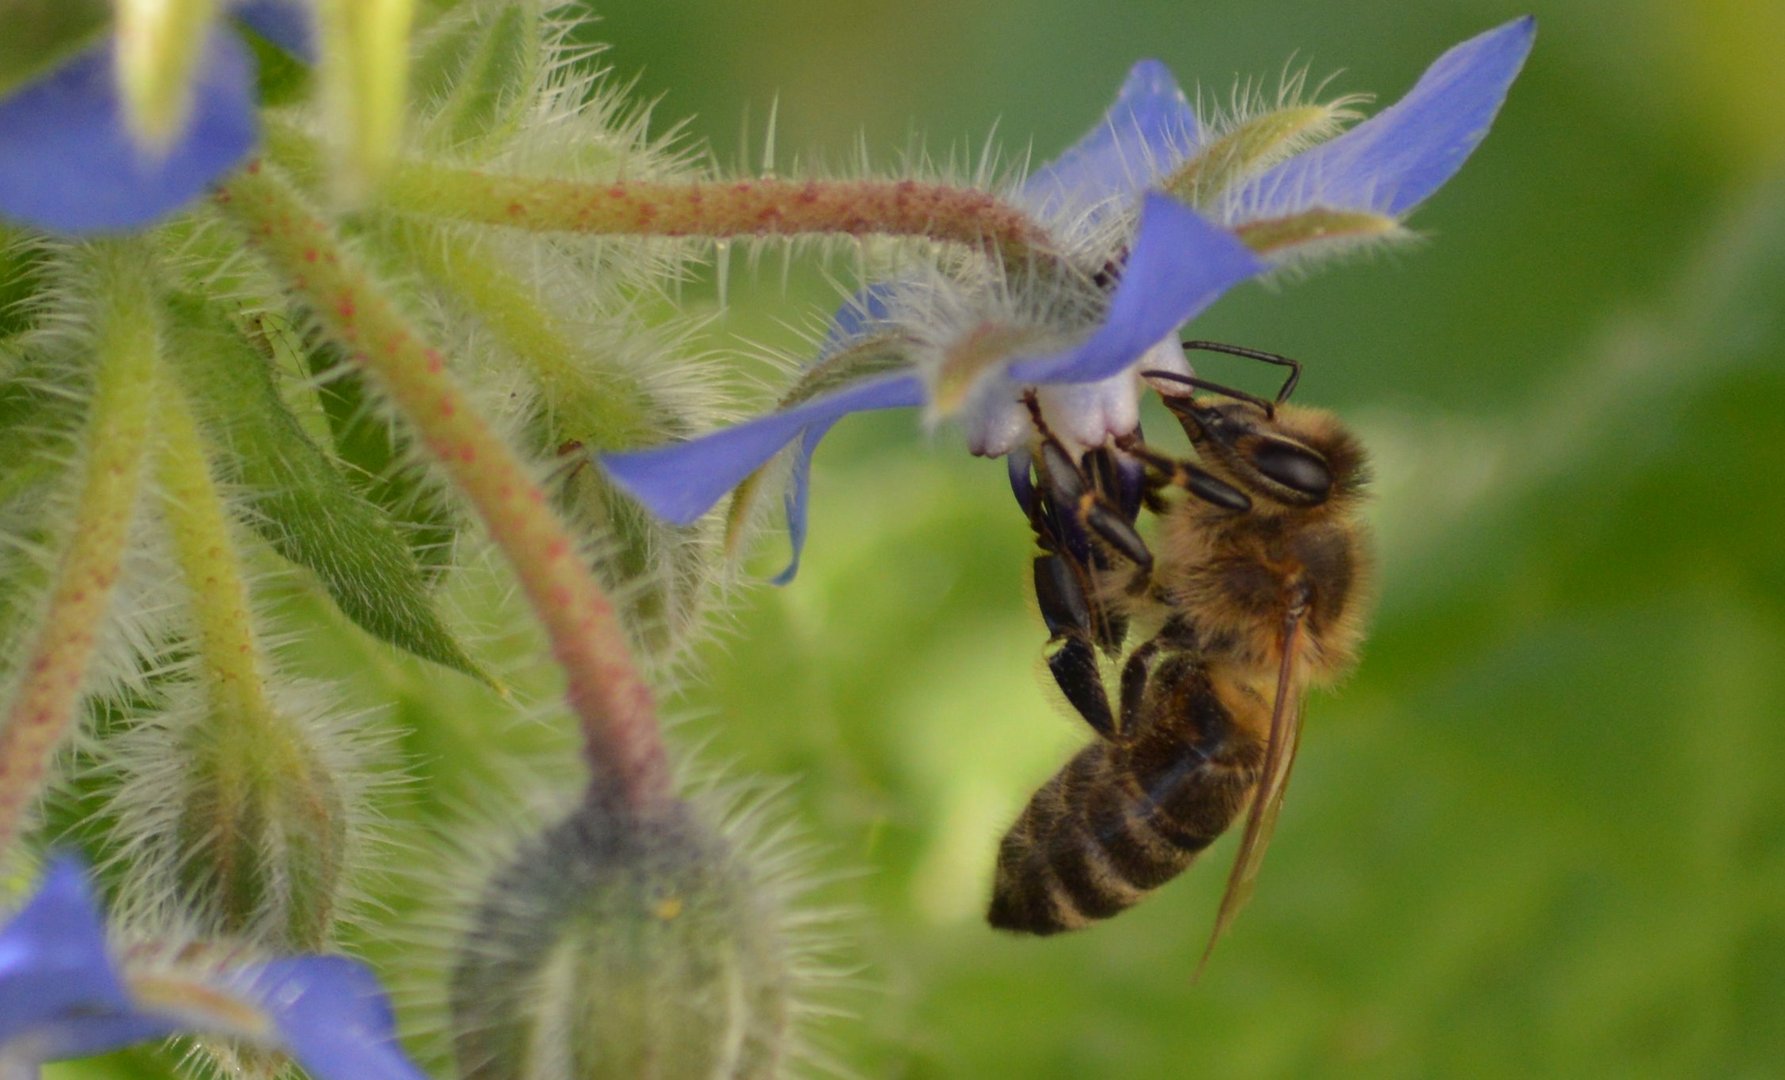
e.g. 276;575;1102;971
987;741;1250;935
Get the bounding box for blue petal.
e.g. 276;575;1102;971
820;281;900;356
769;422;834;585
0;30;258;234
0;858;173;1061
600;372;927;526
235;0;318;61
1242;18;1535;219
1009;193;1264;384
240;957;427;1080
1022;59;1200;221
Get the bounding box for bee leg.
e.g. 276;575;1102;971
1116;434;1252;513
1024;393;1156;571
1034;553;1117;739
1037;438;1154;571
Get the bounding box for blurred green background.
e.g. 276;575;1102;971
582;0;1785;1075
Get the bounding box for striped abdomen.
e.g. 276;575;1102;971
988;657;1262;934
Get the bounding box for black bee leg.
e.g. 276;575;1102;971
1033;552;1116;739
1036;438;1154;571
1115;434;1251;513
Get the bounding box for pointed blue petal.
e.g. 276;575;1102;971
0;858;128;1047
1242;18;1535;220
0;30;257;234
240;957;427;1080
235;0;318;61
1022;59;1200;220
1009;194;1264;385
0;857;173;1061
600;372;927;526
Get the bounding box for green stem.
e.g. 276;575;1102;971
155;376;276;737
0;250;159;856
262;120;1060;269
217;163;672;811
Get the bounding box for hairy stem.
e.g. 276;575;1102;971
155;377;275;737
217;163;671;811
262;120;1060;268
0;250;158;855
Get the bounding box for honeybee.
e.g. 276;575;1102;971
989;342;1372;965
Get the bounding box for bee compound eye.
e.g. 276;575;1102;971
1251;440;1333;500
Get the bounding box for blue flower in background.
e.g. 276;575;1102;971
0;857;424;1080
0;3;311;234
601;18;1536;581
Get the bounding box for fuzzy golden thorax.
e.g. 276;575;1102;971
1149;398;1374;686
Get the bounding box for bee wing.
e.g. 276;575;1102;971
1198;603;1309;976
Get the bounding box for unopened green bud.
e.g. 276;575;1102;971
450;793;793;1080
171;700;349;950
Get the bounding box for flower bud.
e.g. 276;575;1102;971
170;693;350;950
450;791;793;1080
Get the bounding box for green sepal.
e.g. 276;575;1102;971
161;298;490;685
1236;207;1403;256
411;3;540;149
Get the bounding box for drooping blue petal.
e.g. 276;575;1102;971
1009;193;1264;384
1021;59;1200;222
235;0;318;61
1241;17;1535;220
234;957;427;1080
768;423;832;585
0;30;258;234
600;372;928;526
0;858;174;1062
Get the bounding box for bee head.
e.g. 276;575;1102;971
1166;398;1336;507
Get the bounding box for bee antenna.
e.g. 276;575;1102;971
1179;340;1304;404
1141;369;1275;418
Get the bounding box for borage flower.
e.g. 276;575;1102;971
0;858;423;1080
0;2;309;234
600;18;1534;580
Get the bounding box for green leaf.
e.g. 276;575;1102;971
162;299;490;685
411;3;539;148
300;334;461;579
